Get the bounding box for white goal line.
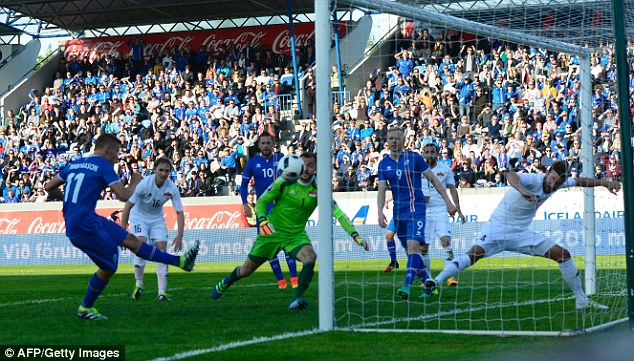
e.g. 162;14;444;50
146;329;325;361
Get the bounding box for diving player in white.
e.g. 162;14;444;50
121;157;185;301
432;160;620;309
421;143;465;287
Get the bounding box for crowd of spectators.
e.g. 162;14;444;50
0;26;626;203
327;27;624;192
1;39;303;203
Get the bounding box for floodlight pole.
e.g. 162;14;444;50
316;0;335;331
611;0;634;332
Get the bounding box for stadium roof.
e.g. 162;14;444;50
0;0;626;51
0;0;317;41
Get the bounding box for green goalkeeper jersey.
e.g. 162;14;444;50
255;176;356;235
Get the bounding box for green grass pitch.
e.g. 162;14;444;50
0;258;627;361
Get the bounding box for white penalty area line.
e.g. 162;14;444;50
147;329;324;361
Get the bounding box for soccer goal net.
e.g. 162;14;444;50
320;0;629;335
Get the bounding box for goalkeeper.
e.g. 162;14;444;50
212;152;369;310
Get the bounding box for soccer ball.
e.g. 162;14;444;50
277;154;305;181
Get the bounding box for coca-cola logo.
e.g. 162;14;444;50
65;41;125;62
145;36;195;57
0;217;19;234
201;32;267;55
28;217;66;234
271;30;316;54
64;23;327;62
182;210;243;229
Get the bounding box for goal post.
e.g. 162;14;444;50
610;0;634;331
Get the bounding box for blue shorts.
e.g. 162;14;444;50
68;217;128;272
394;212;426;244
387;218;396;233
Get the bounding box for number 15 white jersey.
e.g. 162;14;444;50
421;163;455;217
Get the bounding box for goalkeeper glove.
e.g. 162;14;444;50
351;232;369;251
258;217;275;235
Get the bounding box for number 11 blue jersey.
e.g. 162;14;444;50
59;155;121;236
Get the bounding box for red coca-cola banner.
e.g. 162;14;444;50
0;204;249;235
64;23;347;62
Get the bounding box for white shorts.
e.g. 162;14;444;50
476;223;556;258
424;215;451;243
129;217;168;244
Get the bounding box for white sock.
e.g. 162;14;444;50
421;254;432;279
134;256;146;288
559;259;585;301
436;254;472;283
444;246;455;261
156;263;168;295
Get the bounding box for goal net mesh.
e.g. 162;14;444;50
327;0;628;335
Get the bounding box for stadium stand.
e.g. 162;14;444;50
0;24;624;203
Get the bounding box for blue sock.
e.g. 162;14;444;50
285;253;298;278
82;273;109;308
269;257;285;281
416;266;428;283
404;254;423;287
136;243;180;266
387;240;397;262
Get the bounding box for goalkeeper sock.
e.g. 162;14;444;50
421;253;432;279
136;242;180;266
294;261;315;298
82;273;109;308
387;240;397;262
268;257;285;281
226;266;242;286
404;254;423;287
559;259;584;298
285;253;298;278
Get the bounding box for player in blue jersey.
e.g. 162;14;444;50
377;127;457;299
240;133;298;289
45;134;200;320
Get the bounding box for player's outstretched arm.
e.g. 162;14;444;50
575;177;621;195
333;202;369;251
506;171;537;202
44;175;65;200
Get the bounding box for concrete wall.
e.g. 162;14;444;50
1;48;62;127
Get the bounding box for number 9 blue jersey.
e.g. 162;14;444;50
377;150;429;218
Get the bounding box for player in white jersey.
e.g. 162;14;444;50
421;143;465;287
431;160;620;309
120;157;185;301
